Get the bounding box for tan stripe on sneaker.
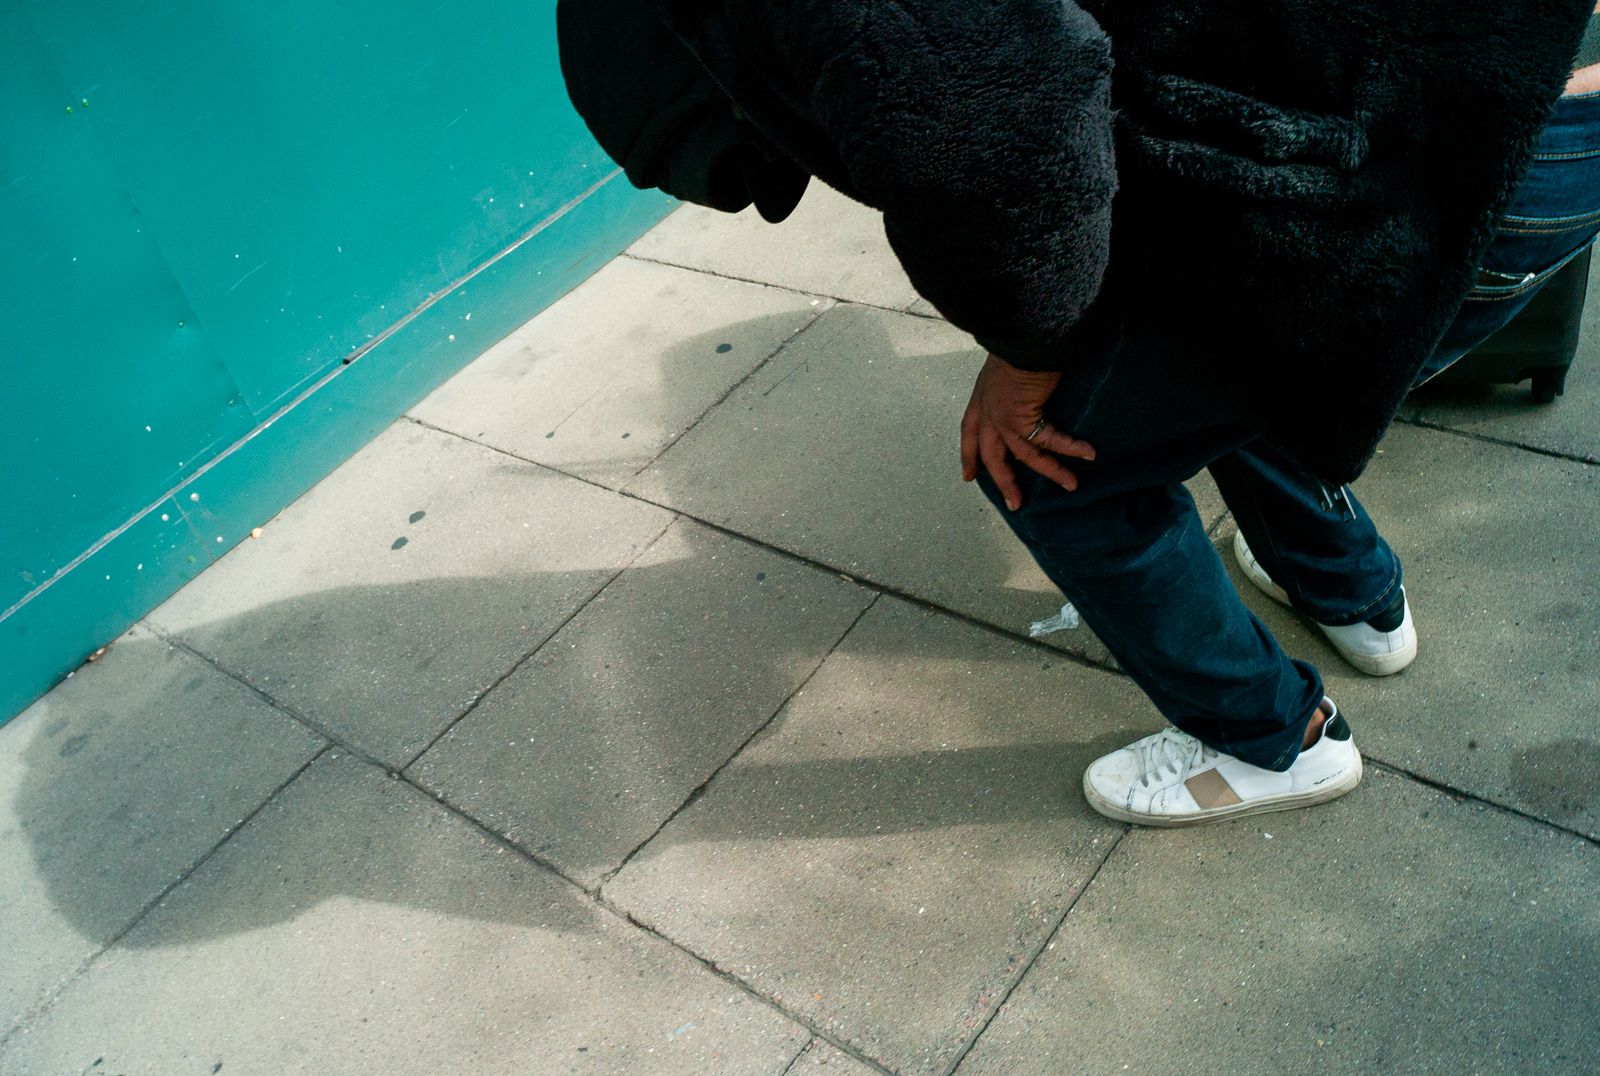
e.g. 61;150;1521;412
1185;769;1243;809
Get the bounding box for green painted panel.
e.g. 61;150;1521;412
1;1;676;723
23;0;615;415
1;7;254;612
1;175;673;724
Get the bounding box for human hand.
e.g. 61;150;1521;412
960;352;1095;511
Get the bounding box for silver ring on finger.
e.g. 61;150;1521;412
1025;418;1047;443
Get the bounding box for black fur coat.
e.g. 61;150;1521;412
559;0;1591;483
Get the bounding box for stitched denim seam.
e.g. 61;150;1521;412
1499;224;1596;236
1470;240;1594;297
1503;208;1600;227
1529;148;1600;161
1468;287;1550;303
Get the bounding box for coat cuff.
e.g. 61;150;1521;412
969;283;1125;373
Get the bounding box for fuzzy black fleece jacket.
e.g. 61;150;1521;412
559;0;1591;483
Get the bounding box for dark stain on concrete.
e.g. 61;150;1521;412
1536;600;1587;625
58;734;90;758
409;510;426;524
391;537;409;551
1510;739;1600;816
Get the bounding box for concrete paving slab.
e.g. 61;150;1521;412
411;257;827;488
628;302;1226;667
628;186;920;310
150;422;673;768
959;768;1600;1074
1218;423;1600;837
409;518;874;887
605;598;1145;1074
0;753;809;1075
1405;268;1599;462
787;1039;881;1074
0;625;322;1035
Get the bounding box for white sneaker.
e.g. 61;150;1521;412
1232;531;1418;676
1082;700;1362;827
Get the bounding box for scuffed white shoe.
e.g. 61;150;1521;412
1232;531;1418;676
1083;700;1362;827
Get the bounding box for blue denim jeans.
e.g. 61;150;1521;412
982;90;1600;770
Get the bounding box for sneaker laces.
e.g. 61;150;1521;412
1133;728;1217;788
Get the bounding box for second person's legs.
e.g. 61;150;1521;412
1208;440;1402;628
1202;89;1600;673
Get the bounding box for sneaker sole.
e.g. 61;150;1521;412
1081;754;1364;828
1230;531;1416;677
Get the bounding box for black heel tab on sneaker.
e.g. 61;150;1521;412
1323;711;1352;742
1365;589;1407;633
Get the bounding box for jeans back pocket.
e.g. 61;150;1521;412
1476;90;1600;295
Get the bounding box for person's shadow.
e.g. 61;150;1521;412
5;310;1144;1037
9;568;1138;956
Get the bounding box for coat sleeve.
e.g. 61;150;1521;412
807;2;1119;370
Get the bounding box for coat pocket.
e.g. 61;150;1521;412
1119;72;1375;208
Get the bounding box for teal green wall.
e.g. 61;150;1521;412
1;2;673;722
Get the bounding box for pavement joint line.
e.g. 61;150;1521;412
777;1037;832;1069
591;892;900;1076
760;356;813;397
621;251;921;319
407;416;1128;683
1205;507;1233;538
396;508;678;774
624;298;838;482
391;760;896;1075
594;517;1124;679
597;592;884;890
402;764;612;892
0;743;333;1052
1363;758;1599;848
1392;413;1599;466
940;826;1130;1076
406;291;835;492
147;626;392;774
775;1038;817;1075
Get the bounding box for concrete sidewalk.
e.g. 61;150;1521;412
3;187;1597;1075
